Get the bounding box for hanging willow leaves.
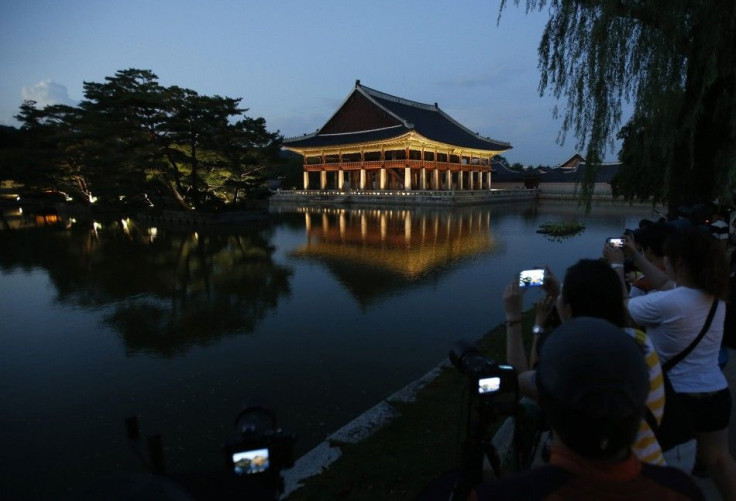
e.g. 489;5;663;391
500;0;736;212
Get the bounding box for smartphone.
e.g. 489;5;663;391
606;237;624;248
232;447;270;475
519;268;545;287
478;376;501;394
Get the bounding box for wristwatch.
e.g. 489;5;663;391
532;325;546;336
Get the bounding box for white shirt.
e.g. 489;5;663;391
627;287;726;393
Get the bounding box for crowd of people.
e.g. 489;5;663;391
474;208;736;500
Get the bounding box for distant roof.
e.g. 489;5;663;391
283;81;511;153
491;158;622;183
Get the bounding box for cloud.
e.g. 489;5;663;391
21;80;77;108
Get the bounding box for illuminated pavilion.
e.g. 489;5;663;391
282;81;512;193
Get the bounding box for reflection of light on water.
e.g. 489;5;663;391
293;207;497;278
121;218;129;234
148;227;158;243
34;213;60;225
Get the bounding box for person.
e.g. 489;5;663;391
626;222;676;297
504;259;666;465
623;227;736;499
473;317;704;500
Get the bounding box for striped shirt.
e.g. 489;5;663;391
626;327;666;465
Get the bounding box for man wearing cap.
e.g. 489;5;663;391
472;317;703;500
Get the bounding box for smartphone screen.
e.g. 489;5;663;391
478;376;501;394
232;448;270;475
607;238;624;248
519;268;544;287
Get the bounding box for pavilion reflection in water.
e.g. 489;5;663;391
291;208;498;302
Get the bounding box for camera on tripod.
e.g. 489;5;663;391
222;406;296;495
445;340;520;499
450;340;518;416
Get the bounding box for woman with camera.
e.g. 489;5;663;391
614;227;736;499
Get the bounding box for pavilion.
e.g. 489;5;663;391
282;81;512;193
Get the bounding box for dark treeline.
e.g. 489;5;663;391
1;68;286;211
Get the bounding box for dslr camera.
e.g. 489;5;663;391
450;341;518;415
223;406;296;497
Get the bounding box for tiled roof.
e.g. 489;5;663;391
283;81;511;152
491;159;622;183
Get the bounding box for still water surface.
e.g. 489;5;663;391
0;201;657;498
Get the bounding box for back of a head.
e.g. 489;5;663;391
634;221;675;257
562;259;626;327
536;317;649;460
665;227;728;299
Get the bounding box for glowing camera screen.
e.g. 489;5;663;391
478;376;501;394
519;269;544;287
232;447;270;475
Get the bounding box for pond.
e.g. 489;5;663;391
0;200;658;498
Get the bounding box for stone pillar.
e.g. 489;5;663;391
303;171;309;190
487;171;492;190
469;171;475;190
320;170;327;190
420;167;427;190
380;168;387;189
459;170;464;190
433;169;440;190
360;168;367;190
404;167;411;191
338;170;345;191
446;170;452;190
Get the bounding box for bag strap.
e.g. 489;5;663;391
662;298;719;373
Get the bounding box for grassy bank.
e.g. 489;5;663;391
286;312;535;500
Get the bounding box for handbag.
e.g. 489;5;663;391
645;298;719;451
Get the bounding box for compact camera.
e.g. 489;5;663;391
518;268;545;287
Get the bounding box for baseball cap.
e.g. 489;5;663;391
536;317;649;459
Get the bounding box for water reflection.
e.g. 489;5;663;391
0;213;293;357
289;207;499;305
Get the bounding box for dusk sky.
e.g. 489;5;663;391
1;1;627;167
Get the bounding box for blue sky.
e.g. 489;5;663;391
0;0;625;166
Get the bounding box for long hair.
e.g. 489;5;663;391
664;228;728;300
562;259;626;327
